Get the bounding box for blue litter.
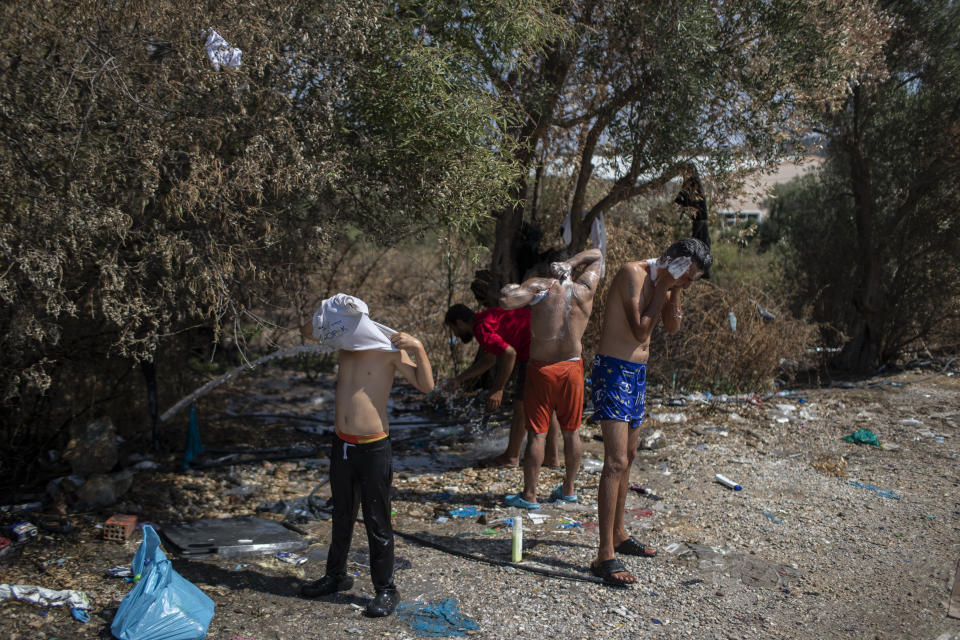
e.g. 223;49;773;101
558;522;583;529
448;506;482;518
395;598;480;637
182;405;205;469
761;512;782;524
111;525;214;640
848;481;900;499
71;607;89;623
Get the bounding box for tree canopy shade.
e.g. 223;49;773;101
0;0;563;408
767;0;960;371
421;0;890;299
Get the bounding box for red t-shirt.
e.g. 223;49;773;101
473;307;531;362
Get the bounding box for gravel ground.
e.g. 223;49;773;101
1;365;958;640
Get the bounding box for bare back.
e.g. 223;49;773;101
334;349;401;436
529;279;596;361
597;261;656;363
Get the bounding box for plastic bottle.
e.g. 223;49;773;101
715;473;742;491
511;514;523;562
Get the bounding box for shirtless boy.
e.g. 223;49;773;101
591;238;711;586
298;295;433;617
499;248;604;509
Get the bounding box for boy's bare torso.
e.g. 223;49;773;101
335;349;401;436
597;261;655;363
529;279;594;362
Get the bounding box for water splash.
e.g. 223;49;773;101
160;344;329;422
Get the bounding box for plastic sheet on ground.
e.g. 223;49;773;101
0;584;90;609
395;598;480;637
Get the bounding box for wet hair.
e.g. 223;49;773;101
663;238;713;273
444;303;475;326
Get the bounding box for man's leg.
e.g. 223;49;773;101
326;441;361;578
357;440;395;592
520;431;546;503
594;420;635;583
612;426;642;548
560;428;582;498
357;439;399;617
302;439;358;597
544;413;561;467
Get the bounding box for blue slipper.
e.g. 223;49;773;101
504;493;541;510
549;484;578;503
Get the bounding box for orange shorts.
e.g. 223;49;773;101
523;359;585;434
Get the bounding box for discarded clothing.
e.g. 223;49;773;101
395;598;480;637
256;495;333;522
311;294;397;352
203;28;242;70
0;584;89;609
182;404;204;469
848;480;900;499
842;429;882;447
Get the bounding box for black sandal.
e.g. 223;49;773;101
590;557;635;587
614;536;657;557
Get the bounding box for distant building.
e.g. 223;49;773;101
715;156;823;226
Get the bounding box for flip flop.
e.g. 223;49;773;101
504;493;541;510
590;557;635;587
549;484;578;503
614;536;657;557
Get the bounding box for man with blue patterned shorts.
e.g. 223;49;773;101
589;238;712;587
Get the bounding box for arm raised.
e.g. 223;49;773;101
391;332;434;393
499;278;556;309
620;264;675;343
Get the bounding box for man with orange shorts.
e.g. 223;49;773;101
499;248;604;509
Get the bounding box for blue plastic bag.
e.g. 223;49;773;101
111;525;215;640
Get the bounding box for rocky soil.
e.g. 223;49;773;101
1;363;958;640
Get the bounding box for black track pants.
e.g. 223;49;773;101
325;436;395;591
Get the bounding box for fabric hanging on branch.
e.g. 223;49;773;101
561;211;606;277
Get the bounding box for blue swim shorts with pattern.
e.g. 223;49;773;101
591;354;647;429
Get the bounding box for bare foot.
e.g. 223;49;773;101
477;454;519;468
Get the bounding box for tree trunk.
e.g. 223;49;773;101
837;88;884;371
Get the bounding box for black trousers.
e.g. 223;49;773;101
326;436;395;591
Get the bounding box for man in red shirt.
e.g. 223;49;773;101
445;304;559;467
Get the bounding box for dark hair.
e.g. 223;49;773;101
663;237;713;273
444;303;475;325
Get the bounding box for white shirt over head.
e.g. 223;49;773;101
311;294;398;352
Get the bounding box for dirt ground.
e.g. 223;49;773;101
1;363;958;640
